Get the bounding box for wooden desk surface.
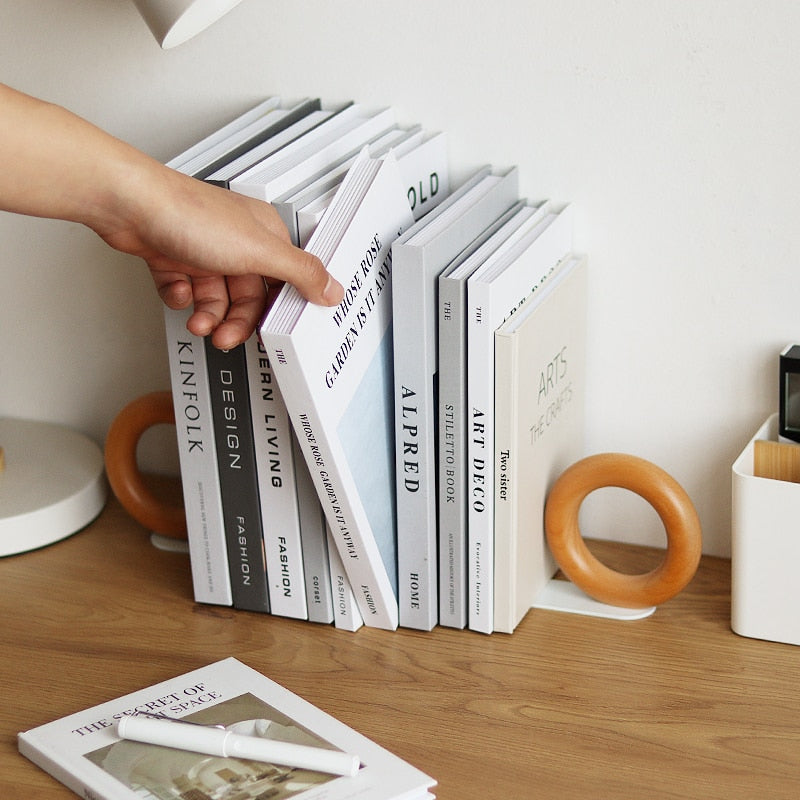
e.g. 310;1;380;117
2;491;799;799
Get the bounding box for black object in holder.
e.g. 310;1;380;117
779;344;800;443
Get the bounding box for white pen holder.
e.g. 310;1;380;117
731;413;800;646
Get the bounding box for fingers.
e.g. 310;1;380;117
185;274;233;338
150;271;193;310
209;274;268;350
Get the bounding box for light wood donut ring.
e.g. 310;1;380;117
544;453;702;608
105;391;187;539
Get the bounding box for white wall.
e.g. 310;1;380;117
2;0;798;557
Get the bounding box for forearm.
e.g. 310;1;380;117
0;83;341;349
0;83;159;232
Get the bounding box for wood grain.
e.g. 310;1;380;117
2;485;799;799
753;438;800;483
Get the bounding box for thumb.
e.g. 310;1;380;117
265;238;344;307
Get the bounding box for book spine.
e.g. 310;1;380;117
274;198;301;247
327;525;365;631
492;327;519;634
244;335;307;619
293;433;335;624
466;278;495;634
163;307;232;606
436;274;469;628
393;249;438;630
265;333;399;630
204;340;270;613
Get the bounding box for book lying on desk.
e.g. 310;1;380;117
18;657;436;800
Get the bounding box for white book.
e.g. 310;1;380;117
163;306;232;606
296;130;448;249
466;203;574;633
180;97;325;183
391;166;519;630
18;658;436;800
165;96;281;172
285;126;422;228
230;106;396;201
260;152;414;630
244;335;307;619
436;200;538;628
327;525;365;632
294;434;335;624
205;108;337;187
396;130;449;220
298;185;340;247
494;254;588;633
273;126;411;244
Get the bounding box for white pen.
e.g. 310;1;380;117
116;715;360;777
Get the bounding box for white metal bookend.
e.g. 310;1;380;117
539;453;703;622
532;578;655;621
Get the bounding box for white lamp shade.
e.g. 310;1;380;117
132;0;245;48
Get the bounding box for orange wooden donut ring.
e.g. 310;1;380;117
544;453;702;608
104;391;187;539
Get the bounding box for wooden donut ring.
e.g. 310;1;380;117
544;453;702;608
104;391;187;539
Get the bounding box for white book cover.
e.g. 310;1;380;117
163;296;232;607
294;433;335;624
245;334;308;620
284;126;421;229
260;152;414;631
18;658;436;800
187;98;326;184
230;107;395;201
165;96;281;172
327;525;365;632
206;108;336;187
295;129;443;248
435;200;538;628
466;203;574;633
274;127;412;244
493;254;587;633
397;130;449;220
391;165;519;630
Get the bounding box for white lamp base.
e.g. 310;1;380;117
0;418;107;556
532;578;656;621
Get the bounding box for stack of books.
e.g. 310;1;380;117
164;96;587;635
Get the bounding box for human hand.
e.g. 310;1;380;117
0;83;344;349
100;169;343;350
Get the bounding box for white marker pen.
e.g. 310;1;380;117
116;715;360;777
